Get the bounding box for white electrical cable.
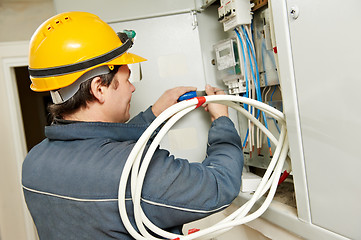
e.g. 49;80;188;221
244;25;258;155
238;26;254;151
132;101;284;240
134;107;195;239
263;86;272;146
118;99;200;240
183;136;289;240
119;95;286;238
118;95;288;240
258;87;268;152
189;111;287;240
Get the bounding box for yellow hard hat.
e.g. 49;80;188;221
28;11;147;92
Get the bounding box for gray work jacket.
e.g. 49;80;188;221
22;107;243;239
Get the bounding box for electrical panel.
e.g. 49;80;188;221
214;1;284;175
253;8;279;87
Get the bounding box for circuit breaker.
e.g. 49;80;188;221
218;0;253;31
253;8;279;87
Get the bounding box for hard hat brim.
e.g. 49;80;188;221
30;52;147;92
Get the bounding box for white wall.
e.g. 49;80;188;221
0;0;55;42
0;1;55;240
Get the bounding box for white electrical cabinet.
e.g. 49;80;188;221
49;0;360;239
269;0;361;239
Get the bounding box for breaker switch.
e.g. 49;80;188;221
218;5;226;22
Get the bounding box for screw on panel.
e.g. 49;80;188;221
290;6;299;19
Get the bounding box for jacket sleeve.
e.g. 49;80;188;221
140;116;244;228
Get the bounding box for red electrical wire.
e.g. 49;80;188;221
278;170;289;185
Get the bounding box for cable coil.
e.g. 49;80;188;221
118;95;289;240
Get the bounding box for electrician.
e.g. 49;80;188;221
22;12;244;239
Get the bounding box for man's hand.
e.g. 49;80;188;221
152;86;197;117
203;84;229;122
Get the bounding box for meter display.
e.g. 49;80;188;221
214;39;237;71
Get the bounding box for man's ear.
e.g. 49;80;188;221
90;77;106;104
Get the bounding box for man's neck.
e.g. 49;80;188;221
63;103;109;122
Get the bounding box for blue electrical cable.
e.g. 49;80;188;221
242;26;272;152
269;86;281;134
242;129;249;148
234;28;249;111
273;118;281;133
242;26;262;102
251;22;255;47
235;28;252;148
242;27;261;122
270;85;276;101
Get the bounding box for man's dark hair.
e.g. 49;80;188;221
48;65;120;122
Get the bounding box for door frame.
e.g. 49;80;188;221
0;41;37;240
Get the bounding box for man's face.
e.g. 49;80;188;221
104;65;135;123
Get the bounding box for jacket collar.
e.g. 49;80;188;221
45;121;150;142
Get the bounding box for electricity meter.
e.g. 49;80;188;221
214;38;246;94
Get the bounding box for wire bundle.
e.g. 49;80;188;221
235;25;273;157
118;95;289;240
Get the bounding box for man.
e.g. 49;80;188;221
22;12;243;239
